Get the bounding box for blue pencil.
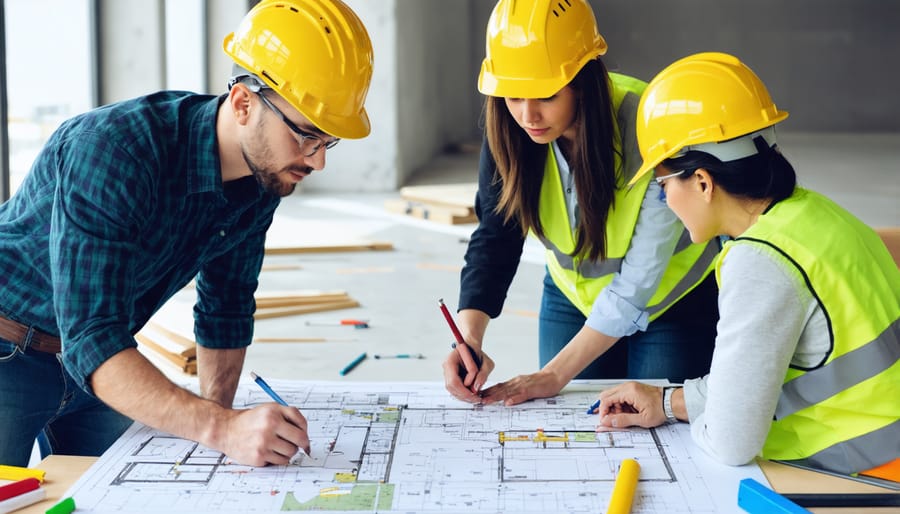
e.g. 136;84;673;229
339;352;367;376
249;371;313;460
250;371;288;406
586;399;601;414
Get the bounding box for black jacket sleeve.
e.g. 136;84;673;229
458;137;527;318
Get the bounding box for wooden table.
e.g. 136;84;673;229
16;455;900;513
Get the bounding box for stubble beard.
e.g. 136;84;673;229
242;148;299;197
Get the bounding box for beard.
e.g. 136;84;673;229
241;148;310;197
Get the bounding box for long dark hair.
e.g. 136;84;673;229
665;135;796;203
484;58;619;261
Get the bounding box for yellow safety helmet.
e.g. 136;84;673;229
630;52;789;185
478;0;607;98
224;0;373;139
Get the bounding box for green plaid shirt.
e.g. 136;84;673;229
0;91;280;393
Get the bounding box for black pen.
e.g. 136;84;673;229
783;493;900;508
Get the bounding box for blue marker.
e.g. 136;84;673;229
250;371;288;406
586;399;601;415
339;352;367;376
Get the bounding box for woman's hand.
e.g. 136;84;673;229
480;369;565;406
594;381;667;429
442;345;493;403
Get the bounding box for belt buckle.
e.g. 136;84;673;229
13;328;31;354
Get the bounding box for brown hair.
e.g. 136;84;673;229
484;58;619;261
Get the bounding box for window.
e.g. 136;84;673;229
3;0;95;197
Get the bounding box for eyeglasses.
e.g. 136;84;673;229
655;169;687;185
256;92;339;157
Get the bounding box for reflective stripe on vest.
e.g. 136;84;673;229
724;188;900;474
538;228;717;318
537;74;718;319
776;318;900;419
804;419;900;475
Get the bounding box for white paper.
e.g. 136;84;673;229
64;380;768;513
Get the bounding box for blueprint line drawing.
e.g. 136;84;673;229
65;381;766;513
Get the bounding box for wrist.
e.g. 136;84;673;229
662;386;679;424
537;366;569;394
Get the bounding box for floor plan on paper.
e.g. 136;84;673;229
65;380;764;513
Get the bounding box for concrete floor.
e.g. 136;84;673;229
145;131;899;387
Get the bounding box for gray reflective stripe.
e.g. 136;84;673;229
540;231;718;315
804;418;900;475
674;227;693;254
646;239;719;316
536;234;623;277
616;92;642;182
776;317;900;419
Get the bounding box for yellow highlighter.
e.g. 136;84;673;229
0;464;46;483
607;458;640;514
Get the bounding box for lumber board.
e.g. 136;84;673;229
399;183;477;210
135;333;197;375
384;199;477;225
145;321;196;358
254;298;360;320
264;241;393;255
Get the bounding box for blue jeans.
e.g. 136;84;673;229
539;271;718;382
0;339;132;466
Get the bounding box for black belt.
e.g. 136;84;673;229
0;315;62;354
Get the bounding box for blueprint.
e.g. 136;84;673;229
64;380;767;513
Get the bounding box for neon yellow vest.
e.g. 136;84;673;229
719;188;900;474
539;73;719;319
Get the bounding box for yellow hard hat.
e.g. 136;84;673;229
630;52;789;185
224;0;373;139
478;0;607;98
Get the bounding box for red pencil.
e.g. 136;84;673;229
438;298;482;369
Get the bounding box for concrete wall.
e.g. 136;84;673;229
95;0;900;192
468;0;900;134
304;0;476;192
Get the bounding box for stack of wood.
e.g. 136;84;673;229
384;183;478;225
135;322;197;375
137;290;359;375
254;290;359;319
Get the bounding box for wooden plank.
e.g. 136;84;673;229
252;337;357;343
264;242;393;255
399;183;478;210
135;333;196;375
254;298;360;320
384;199;477;225
255;290;351;308
144;321;196;358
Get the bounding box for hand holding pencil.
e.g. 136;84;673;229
438;299;492;402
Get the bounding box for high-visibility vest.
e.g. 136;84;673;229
719;187;900;474
539;73;719;319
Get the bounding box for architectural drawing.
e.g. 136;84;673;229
65;381;765;513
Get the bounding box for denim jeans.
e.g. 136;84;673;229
0;338;132;466
539;271;718;382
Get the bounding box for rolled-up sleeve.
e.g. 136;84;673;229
585;181;683;337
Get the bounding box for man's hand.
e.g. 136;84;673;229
214;403;310;466
479;369;565;406
92;348;311;467
594;381;666;429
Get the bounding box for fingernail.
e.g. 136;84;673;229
611;418;619;428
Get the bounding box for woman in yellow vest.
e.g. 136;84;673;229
595;52;900;479
442;0;720;405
